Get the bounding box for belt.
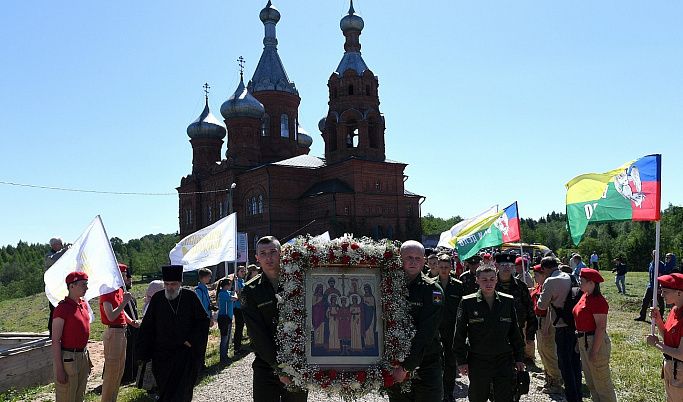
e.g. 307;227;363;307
108;324;126;328
664;354;682;379
576;330;596;351
61;347;86;352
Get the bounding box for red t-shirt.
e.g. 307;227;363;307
663;307;683;349
99;288;126;326
572;293;609;332
530;284;546;316
53;297;90;349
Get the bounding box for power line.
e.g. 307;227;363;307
0;180;230;196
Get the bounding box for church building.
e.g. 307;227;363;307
177;1;424;253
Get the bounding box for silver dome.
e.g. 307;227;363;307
297;124;313;148
340;0;364;33
220;77;266;120
187;101;227;140
318;117;326;133
259;0;280;24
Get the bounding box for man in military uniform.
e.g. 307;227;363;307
459;255;482;295
241;236;307;402
436;253;464;402
495;253;538;365
388;240;444;402
454;264;525;402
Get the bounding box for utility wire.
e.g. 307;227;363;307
0;180;230;196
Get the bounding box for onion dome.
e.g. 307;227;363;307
259;0;280;24
187;98;226;140
340;0;364;33
318;117;326;133
220;76;265;120
297;123;313;148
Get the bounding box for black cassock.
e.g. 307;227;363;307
137;288;209;402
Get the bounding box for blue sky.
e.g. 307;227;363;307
1;1;681;247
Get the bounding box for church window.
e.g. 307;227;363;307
258;195;263;214
262;114;270;136
281;114;289;137
348;84;354;95
219;202;223;218
366;84;370;96
208;206;212;222
245;198;250;217
368;122;378;148
254;235;259;250
346;119;358;148
189;210;192;225
375;181;381;191
252;197;257;215
293;118;298;141
344;205;349;216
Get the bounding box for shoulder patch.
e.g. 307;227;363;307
462;293;477;300
432;291;442;304
423;274;438;285
498;292;514;299
245;273;262;287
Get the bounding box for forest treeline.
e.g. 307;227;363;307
1;204;681;300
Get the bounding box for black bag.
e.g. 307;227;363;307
552;274;583;330
513;370;530;401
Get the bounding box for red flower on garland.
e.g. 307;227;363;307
328;370;338;380
384;250;393;259
341;255;351;264
383;377;395;387
341;243;349;251
311;256;320;265
351;243;360;250
314;370;324;381
291;251;300;260
355;371;366;383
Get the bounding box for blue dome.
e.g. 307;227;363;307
259;0;280;24
220;77;266;120
187;101;226;140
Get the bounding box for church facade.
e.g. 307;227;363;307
177;1;424;252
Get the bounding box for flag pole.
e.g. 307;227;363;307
651;220;661;335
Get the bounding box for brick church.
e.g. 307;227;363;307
177;1;424;253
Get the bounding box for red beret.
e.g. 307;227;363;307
118;263;128;272
659;273;683;291
65;271;88;285
483;253;492;259
532;264;544;273
515;257;528;265
579;268;604;283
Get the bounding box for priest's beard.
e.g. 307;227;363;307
165;288;180;300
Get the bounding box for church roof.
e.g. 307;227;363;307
300;179;354;198
272;154;326;168
335;52;369;76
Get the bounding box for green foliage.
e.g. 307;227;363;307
421;213;463;235
0;234;179;299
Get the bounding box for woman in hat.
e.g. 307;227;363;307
647;273;683;401
573;268;617;402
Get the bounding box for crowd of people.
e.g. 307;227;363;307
44;232;681;402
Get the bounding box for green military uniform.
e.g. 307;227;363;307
459;270;479;296
496;275;538;348
387;272;444;402
241;273;307;402
453;290;525;402
438;276;464;401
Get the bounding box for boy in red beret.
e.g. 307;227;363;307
52;271;92;402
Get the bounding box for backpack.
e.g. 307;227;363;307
552;274;583;330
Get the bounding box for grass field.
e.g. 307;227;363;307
0;272;670;401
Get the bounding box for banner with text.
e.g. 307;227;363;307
169;212;237;271
449;202;521;260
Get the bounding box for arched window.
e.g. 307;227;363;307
208;206;212;222
280;114;289;137
258;195;263;214
219;202;223;218
252;197;257;215
254;235;259;250
189;209;192;225
366;84;371;96
245;198;250;217
262;114;270;136
375;181;381;191
344;205;349;216
293;118;298;141
348;84;354;95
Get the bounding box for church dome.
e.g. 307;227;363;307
187;100;226;140
220;77;266;120
297;124;313;148
318;117;326;133
259;0;280;24
340;1;364;33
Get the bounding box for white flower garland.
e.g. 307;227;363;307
276;234;415;400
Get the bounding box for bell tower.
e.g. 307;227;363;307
321;1;386;163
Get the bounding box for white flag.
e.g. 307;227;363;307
44;215;124;308
437;205;499;249
169;212;237;271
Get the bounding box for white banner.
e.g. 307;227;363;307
169;212;237;271
236;232;248;263
437;205;499;249
44;215;124;310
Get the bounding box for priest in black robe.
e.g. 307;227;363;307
136;265;210;402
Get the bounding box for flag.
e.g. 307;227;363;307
449;202;521;260
169;212;237;271
566;154;661;245
44;215;124;310
436;205;498;248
